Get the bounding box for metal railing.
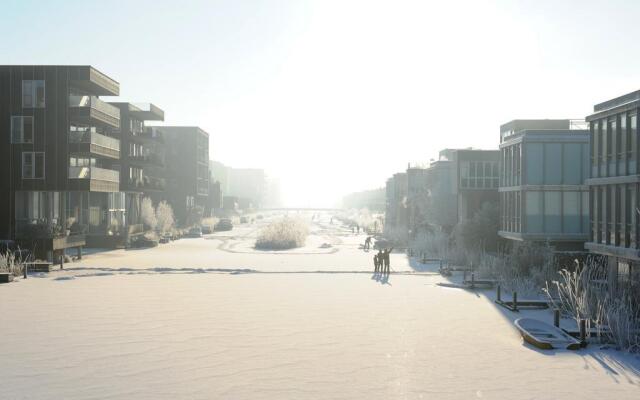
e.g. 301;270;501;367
69;166;119;182
69;131;120;151
69;95;120;121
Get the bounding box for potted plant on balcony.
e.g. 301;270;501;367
69;222;88;236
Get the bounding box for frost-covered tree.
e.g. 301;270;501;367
141;197;157;230
156;201;175;234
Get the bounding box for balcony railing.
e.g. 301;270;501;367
69;95;121;121
69;131;120;151
128;176;165;190
69;166;120;183
128;153;164;166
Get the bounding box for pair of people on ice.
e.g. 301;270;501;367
373;248;393;274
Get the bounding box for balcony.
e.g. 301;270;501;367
69;66;120;96
68;166;120;192
69;131;120;159
131;103;165;121
69;95;121;128
128;153;164;167
126;176;166;192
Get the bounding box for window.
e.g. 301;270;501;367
22;80;45;108
22;152;45;179
544;143;562;184
11;116;34;143
544;191;561;233
526;143;544;184
525;191;543;233
69;157;93;167
563;191;580;234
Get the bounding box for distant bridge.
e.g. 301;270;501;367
257;208;343;212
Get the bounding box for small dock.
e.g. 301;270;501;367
494;285;549;312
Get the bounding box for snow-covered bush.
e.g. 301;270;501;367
544;260;605;328
543;260;640;351
141;197;157;230
255;217;309;250
0;250;25;277
201;217;219;230
410;230;450;260
544;260;632;348
602;294;640;352
156;201;175;234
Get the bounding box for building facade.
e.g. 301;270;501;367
384;172;408;237
422;149;499;233
406;165;429;238
111;104;165;234
585;91;640;291
0;65;123;256
499;120;590;250
158;126;210;226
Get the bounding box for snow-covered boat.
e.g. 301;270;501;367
514;318;581;350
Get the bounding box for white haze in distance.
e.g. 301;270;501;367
3;0;640;207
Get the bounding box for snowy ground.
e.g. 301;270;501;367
1;213;639;399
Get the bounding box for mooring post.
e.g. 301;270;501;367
471;272;475;288
497;285;501;302
579;319;587;344
23;263;27;279
554;309;560;328
512;291;518;311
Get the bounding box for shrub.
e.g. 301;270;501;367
410;230;450;260
201;217;219;229
0;250;25;277
543;259;640;351
255;217;309;250
156;201;175;234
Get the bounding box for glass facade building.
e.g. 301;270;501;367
585;90;640;293
498;120;590;249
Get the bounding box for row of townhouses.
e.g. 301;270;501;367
0;65;266;260
385;89;640;291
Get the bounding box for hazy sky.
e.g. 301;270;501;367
3;0;640;207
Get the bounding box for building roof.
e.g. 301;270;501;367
587;89;640;121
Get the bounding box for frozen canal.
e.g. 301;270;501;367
1;214;639;399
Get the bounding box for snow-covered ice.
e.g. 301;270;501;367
1;214;639;399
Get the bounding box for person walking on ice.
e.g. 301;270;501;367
364;236;372;250
373;253;380;273
382;248;393;274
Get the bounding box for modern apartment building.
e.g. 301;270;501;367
585;90;640;290
0;65;123;257
111;104;165;233
423;149;499;233
499;120;590;250
158;126;210;226
406;165;429;238
384;172;408;237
